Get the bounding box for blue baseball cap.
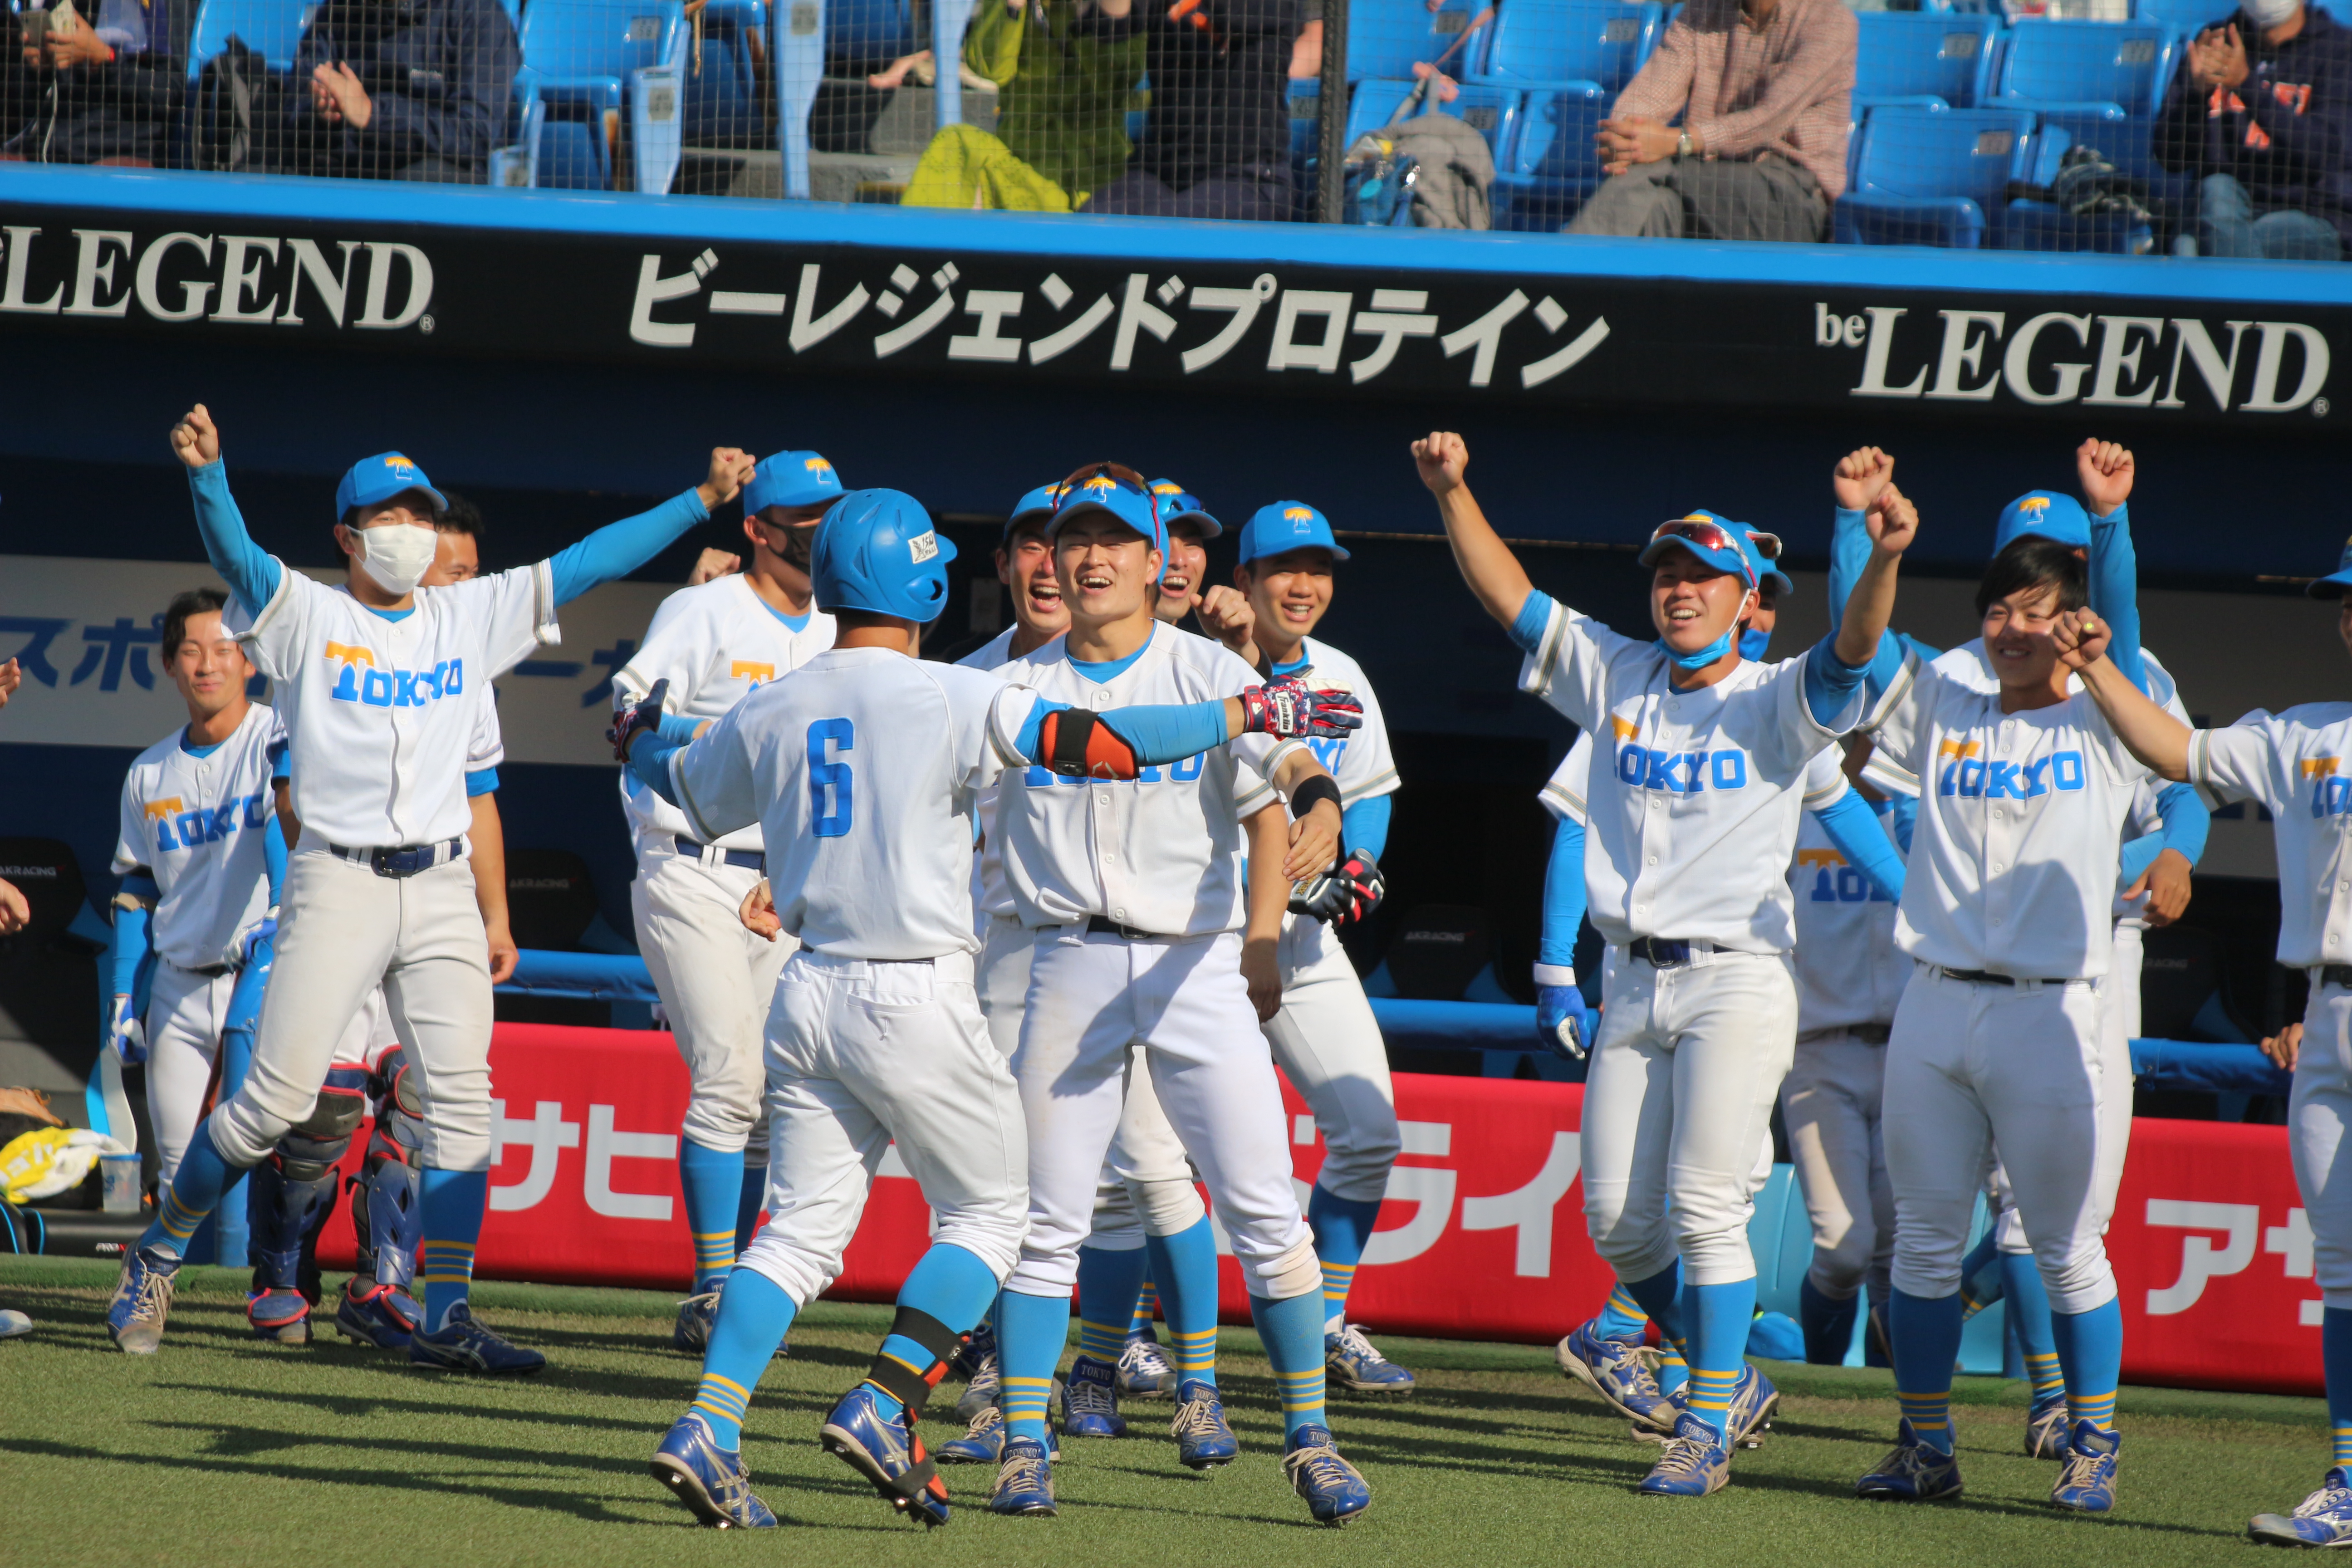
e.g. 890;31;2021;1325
2309;534;2352;599
1994;490;2092;553
1049;469;1166;558
336;452;447;519
743;450;844;515
1638;511;1758;591
1004;481;1065;538
1149;480;1222;539
1239;501;1350;566
1739;526;1794;597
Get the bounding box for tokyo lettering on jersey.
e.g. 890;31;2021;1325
610;574;838;853
1788;748;1910;1032
956;625;1031;924
2190;705;2352;968
1236;636;1397;817
112;704;287;969
1517;597;1857;952
992;624;1305;937
664;648;1038;960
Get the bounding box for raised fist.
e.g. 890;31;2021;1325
1412;431;1469;494
171;404;220;469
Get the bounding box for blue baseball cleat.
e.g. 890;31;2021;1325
1638;1411;1733;1498
1283;1423;1371;1526
673;1291;718;1354
2026;1396;2069;1460
1119;1331;1177;1399
819;1384;951;1527
1856;1418;1965;1502
2250;1468;2352;1547
335;1278;420;1350
1326;1324;1416;1394
1556;1319;1675;1435
106;1244;181;1355
246;1287;312;1344
955;1337;1001;1425
2050;1420;2121;1513
989;1435;1056;1516
1060;1355;1126;1438
1718;1363;1779;1449
940;1405;1004;1465
650;1412;778;1529
408;1302;546;1374
1170;1377;1239;1469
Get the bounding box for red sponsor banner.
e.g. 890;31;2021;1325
319;1023;2323;1396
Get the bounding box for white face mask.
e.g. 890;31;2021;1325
2244;0;2298;29
353;521;439;597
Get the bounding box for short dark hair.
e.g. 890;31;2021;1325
1975;537;2088;618
338;488;446;537
439;491;481;537
162;588;229;662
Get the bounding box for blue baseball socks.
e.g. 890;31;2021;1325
2048;1295;2122;1436
1074;1243;1148;1366
140;1116;236;1256
1889;1288;1965;1453
1147;1219;1222;1390
679;1137;750;1296
1680;1279;1755;1446
1251;1289;1331;1442
690;1269;799;1449
417;1168;488;1333
1308;1185;1383;1334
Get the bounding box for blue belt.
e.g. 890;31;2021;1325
327;837;466;879
674;836;765;873
1629;936;1706;967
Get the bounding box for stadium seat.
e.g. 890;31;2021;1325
1834;105;2038;248
1994;18;2176;119
2134;0;2234;32
1491;85;1606;229
1343;78;1519;162
1998;114;2162;253
184;0;309;78
1471;0;1660;95
826;0;917;69
1348;0;1495;82
1853;11;2003;112
517;0;688;189
683;0;767;147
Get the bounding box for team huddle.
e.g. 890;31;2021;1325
90;404;2352;1545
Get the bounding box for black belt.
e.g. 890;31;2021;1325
674;836;765;873
1086;915;1165;941
1851;1022;1892;1045
2320;965;2352;990
1628;936;1703;967
327;837;466;879
169;960;232;979
1936;966;2076;988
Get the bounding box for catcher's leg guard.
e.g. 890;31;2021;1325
351;1045;426;1291
247;1068;367;1339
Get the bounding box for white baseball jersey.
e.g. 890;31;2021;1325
1236;637;1398;817
112;704;286;969
957;625;1032;922
664;647;1050;960
1867;650;2151;980
2190;705;2352;967
1517;595;1858;952
1540;732;1593;825
1862;642;2184;791
227;565;556;847
611;575;837;852
991;624;1305;936
1788;749;1910;1032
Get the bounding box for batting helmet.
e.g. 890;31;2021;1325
810;488;958;622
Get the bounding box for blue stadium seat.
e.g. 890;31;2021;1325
185;0;310;78
1853;11;2003;112
683;0;766;146
1343;76;1518;157
2134;0;2234;32
517;0;687;189
1491;86;1607;229
1834;105;2038;248
1994;18;2176;119
826;0;916;68
1471;0;1659;93
1998;115;2159;253
1348;0;1494;82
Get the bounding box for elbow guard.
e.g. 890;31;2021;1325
1038;710;1141;780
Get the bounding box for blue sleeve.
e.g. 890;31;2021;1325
1341;794;1391;860
1509;590;1555;656
1086;701;1231;766
2117;833;2164;891
1812;791;1906;903
465;767;500;797
1539;815;1587;969
627;735;686;806
188;461;283;614
2088;500;2149;696
1828;505;1869;643
1802;639;1872;728
2153;779;2210;867
656;712;705;746
547;489;711;606
1886;794;1917;857
263;817;287;906
111;879;156;997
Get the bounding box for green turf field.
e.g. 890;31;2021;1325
0;1254;2324;1564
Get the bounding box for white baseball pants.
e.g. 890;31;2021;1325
1087;1046;1208;1249
1992;922;2142;1254
2291;977;2352;1307
144;962;235;1186
633;843;794;1160
211;838;493;1172
1885;967;2117;1315
736;948;1029;1307
1582;946;1798;1287
1264;911;1400;1206
1007;927;1318;1301
1780;1029;1893;1301
977;913;1031;1059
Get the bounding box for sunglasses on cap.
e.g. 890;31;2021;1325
1053;461;1157;512
1744;530;1784;560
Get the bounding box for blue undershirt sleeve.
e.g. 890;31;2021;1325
1340;794;1391;860
111;879;156;999
1886;794;1917;857
262;818;286;906
1812;791;1906;903
1539;816;1587;969
1509;591;1555;656
1093;701;1231;766
2117;834;2164;891
1802;640;1872;728
547;489;711;605
627;735;686;806
2088;500;2149;696
655;712;705;746
1828;505;1868;643
2153;779;2210;867
464;767;500;798
187;461;282;614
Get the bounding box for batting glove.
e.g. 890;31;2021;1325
108;993;147;1067
1237;677;1363;741
1289;848;1386;929
1533;964;1593;1062
608;677;671;763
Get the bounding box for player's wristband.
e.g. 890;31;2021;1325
1533;963;1577;989
1289;774;1342;819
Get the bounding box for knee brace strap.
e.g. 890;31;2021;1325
861;1305;961;1416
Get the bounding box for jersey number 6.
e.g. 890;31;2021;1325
808;718;855;838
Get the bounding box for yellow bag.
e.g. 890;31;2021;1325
1;1127;128;1205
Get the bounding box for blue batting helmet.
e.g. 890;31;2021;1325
810;489;958;622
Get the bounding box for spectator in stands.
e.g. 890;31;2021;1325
2156;0;2350;260
1080;0;1302;220
282;0;520;183
1564;0;1854;243
1;0;189;165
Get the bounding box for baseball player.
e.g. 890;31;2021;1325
1416;430;1908;1498
608;448;843;1352
105;403;750;1371
1149;480;1220;626
626;485;1353;1528
986;464;1373;1526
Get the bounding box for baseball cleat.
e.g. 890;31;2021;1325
989;1435;1057;1516
246;1287;312;1344
106;1244;181;1355
2249;1468;2352;1547
2025;1397;2070;1460
1326;1324;1416;1394
1856;1419;1965;1502
1060;1355;1127;1438
1283;1423;1371;1526
335;1278;420;1349
1556;1319;1675;1434
956;1345;1002;1425
1638;1411;1733;1497
819;1384;950;1527
408;1302;546;1374
939;1405;1004;1465
673;1291;719;1354
2049;1420;2121;1513
1719;1363;1779;1449
1170;1377;1240;1469
650;1412;778;1529
1119;1331;1177;1399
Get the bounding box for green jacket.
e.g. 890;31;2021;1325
965;0;1144;201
